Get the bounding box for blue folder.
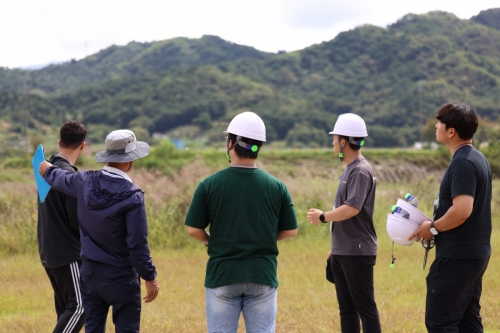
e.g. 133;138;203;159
32;144;51;203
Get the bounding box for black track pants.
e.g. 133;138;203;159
45;261;85;333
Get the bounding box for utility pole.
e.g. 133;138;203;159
23;80;30;154
417;83;423;143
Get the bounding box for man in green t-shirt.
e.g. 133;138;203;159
185;111;298;333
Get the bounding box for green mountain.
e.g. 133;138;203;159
471;8;500;30
0;35;272;95
2;9;500;149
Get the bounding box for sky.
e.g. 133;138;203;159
1;0;499;69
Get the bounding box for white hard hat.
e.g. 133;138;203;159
223;111;266;142
396;199;431;225
329;113;368;137
386;214;419;246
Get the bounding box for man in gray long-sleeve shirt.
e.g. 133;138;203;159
40;129;160;333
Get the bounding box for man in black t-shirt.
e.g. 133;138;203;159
411;102;492;333
37;121;87;333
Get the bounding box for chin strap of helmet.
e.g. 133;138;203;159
226;135;233;163
338;136;345;161
226;135;246;163
390;241;397;268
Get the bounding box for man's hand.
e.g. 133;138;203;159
39;161;53;178
307;208;324;225
409;221;433;242
143;278;160;303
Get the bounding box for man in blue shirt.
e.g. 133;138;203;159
40;129;160;333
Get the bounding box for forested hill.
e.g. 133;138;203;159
471;8;500;31
2;8;500;148
0;35;272;94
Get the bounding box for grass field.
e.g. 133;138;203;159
1;149;499;332
2;240;500;332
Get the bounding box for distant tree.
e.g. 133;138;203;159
471;8;500;31
285;124;329;147
193;112;212;130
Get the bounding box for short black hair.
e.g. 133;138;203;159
228;133;262;159
435;102;478;139
339;135;364;151
60;121;87;150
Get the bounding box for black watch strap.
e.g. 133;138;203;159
430;220;438;235
320;213;326;223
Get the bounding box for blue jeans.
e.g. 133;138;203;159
206;283;277;333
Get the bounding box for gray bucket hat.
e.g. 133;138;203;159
95;129;150;163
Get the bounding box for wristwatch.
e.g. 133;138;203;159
430;221;438;235
320;213;326;223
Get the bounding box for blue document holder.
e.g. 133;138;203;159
32;144;51;203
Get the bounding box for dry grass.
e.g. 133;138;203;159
2;239;500;332
1;153;500;332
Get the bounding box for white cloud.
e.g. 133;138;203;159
0;0;498;68
282;0;370;29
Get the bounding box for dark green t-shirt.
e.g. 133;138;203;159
185;167;298;288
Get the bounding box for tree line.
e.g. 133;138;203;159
1;9;500;149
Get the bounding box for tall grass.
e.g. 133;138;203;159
0;183;38;254
1;149;500;332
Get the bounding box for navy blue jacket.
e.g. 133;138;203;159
45;166;157;281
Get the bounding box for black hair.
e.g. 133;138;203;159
60;121;87;149
339;135;364;151
228;133;262;159
435;102;478;139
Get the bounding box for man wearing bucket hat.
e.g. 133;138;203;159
39;129;160;333
410;102;492;333
307;113;381;333
185;111;298;333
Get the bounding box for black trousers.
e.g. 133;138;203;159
44;261;85;333
80;260;141;333
426;256;490;333
330;255;381;333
